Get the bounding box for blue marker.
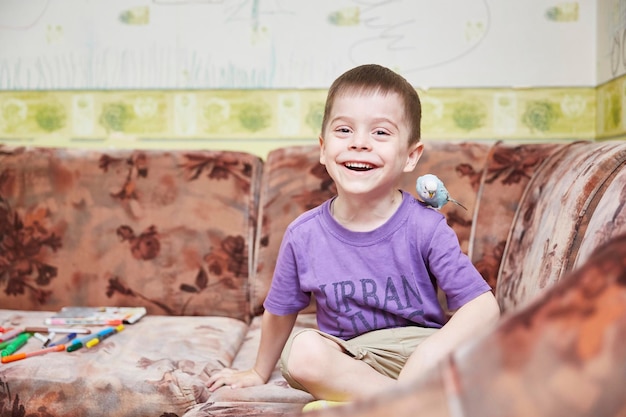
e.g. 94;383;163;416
66;327;116;352
48;332;77;348
85;325;123;348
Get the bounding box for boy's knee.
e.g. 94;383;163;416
287;331;320;366
285;331;331;381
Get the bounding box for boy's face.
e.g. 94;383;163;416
319;91;423;199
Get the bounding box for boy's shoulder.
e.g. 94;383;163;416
286;201;327;232
402;190;447;221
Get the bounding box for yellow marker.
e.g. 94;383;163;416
85;338;100;348
85;324;124;349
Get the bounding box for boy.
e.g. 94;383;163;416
207;64;500;404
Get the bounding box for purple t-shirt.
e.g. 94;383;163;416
263;190;490;340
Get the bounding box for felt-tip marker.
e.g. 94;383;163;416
1;344;65;363
68;325;124;352
33;332;55;347
24;327;91;335
0;333;31;357
85;324;124;348
48;333;77;348
0;327;25;343
66;332;98;352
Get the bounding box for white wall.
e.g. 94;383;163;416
0;0;596;89
597;0;626;84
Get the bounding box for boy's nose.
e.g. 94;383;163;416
349;132;372;150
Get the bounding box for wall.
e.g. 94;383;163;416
0;1;607;157
596;0;626;140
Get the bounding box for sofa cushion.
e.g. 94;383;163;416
0;309;249;417
250;145;336;316
497;141;626;313
211;313;316;403
449;232;626;417
399;141;491;254
572;157;626;269
182;314;317;417
470;141;566;289
0;146;262;320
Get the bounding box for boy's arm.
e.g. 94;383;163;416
398;291;500;384
254;310;299;381
207;310;298;391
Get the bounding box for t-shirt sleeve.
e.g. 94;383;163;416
263;229;312;315
426;218;491;311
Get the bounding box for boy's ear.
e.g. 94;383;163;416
403;142;424;172
319;135;327;165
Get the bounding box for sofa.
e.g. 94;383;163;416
1;139;625;417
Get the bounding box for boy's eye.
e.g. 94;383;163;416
374;129;389;135
336;127;351;133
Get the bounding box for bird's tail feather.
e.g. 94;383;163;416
449;198;468;211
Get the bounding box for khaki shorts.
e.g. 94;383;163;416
280;326;438;392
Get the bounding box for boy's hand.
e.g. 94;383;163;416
207;368;265;391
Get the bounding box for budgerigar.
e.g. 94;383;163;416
416;174;467;211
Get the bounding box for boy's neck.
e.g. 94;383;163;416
331;190;403;232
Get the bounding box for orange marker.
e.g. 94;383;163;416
1;344;65;363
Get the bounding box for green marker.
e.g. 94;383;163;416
0;333;31;357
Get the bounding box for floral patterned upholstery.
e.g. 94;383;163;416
572;159;626;269
1;140;625;417
470;141;566;289
497;141;626;313
251;146;336;316
400;141;492;254
0;145;262;321
0;310;248;417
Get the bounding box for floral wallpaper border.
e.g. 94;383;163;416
597;74;626;140
1;76;622;158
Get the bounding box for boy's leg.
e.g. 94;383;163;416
282;330;396;401
281;327;437;401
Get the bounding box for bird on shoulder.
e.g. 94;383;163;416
416;173;467;211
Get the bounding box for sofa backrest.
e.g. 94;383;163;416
4;140;624;321
250;146;335;316
470;141;566;289
496;141;626;313
0;146;262;321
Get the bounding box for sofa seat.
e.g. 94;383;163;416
0;310;248;416
182;314;318;417
0;310;319;417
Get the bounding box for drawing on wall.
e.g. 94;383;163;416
598;0;626;83
0;0;592;90
608;1;626;78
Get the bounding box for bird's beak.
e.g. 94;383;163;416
428;191;435;198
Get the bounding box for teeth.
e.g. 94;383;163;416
345;162;374;170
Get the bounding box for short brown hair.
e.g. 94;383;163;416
320;64;421;146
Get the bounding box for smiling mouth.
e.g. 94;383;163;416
344;162;375;171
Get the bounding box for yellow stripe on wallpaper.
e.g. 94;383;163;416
0;86;599;158
597;75;626;140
